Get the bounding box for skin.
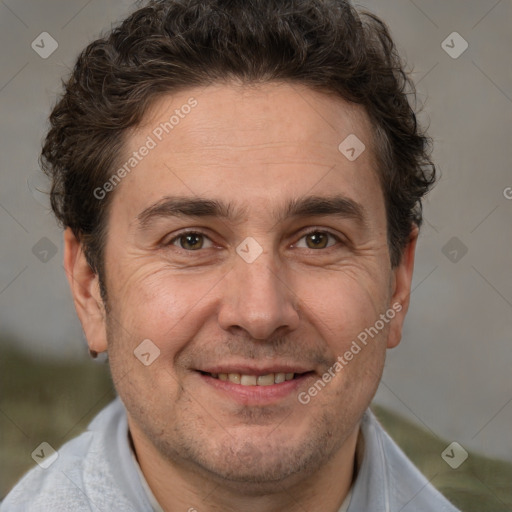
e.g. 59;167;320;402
64;82;418;512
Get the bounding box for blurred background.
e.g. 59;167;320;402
0;0;511;509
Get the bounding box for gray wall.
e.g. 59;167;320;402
0;0;511;463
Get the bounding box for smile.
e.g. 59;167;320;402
201;372;298;386
196;369;316;405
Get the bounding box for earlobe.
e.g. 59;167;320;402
63;227;108;355
386;225;419;349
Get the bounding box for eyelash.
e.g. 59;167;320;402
166;228;343;252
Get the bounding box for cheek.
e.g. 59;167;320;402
107;266;225;353
104;270;199;417
294;266;391;346
294;266;391;403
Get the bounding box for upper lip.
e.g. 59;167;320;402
196;363;314;375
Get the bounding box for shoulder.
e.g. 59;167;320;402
358;409;461;512
0;398;141;512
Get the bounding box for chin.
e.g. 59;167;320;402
188;435;334;495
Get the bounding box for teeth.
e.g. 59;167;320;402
274;372;286;384
240;375;257;386
256;374;275;386
214;372;296;385
228;373;241;384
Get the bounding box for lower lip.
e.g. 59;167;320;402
197;372;315;405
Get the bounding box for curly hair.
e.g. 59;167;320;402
41;0;436;297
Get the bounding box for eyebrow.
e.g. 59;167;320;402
282;195;367;226
136;194;368;229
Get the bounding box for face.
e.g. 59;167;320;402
66;82;416;491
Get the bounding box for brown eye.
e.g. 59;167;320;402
170;232;213;251
296;231;338;250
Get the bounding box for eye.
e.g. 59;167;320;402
169;231;214;251
295;230;340;250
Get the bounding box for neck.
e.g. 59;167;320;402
128;420;361;512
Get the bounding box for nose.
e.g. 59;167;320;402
217;251;301;340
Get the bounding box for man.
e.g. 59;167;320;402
1;0;460;510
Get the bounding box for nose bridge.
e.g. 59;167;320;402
218;247;300;340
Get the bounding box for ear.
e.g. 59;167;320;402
63;227;108;354
386;225;419;349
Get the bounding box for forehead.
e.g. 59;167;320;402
110;82;384;228
138;82;375;160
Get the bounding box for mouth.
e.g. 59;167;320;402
195;368;316;405
198;371;310;386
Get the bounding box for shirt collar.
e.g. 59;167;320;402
347;408;391;512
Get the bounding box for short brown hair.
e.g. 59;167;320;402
41;0;436;298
